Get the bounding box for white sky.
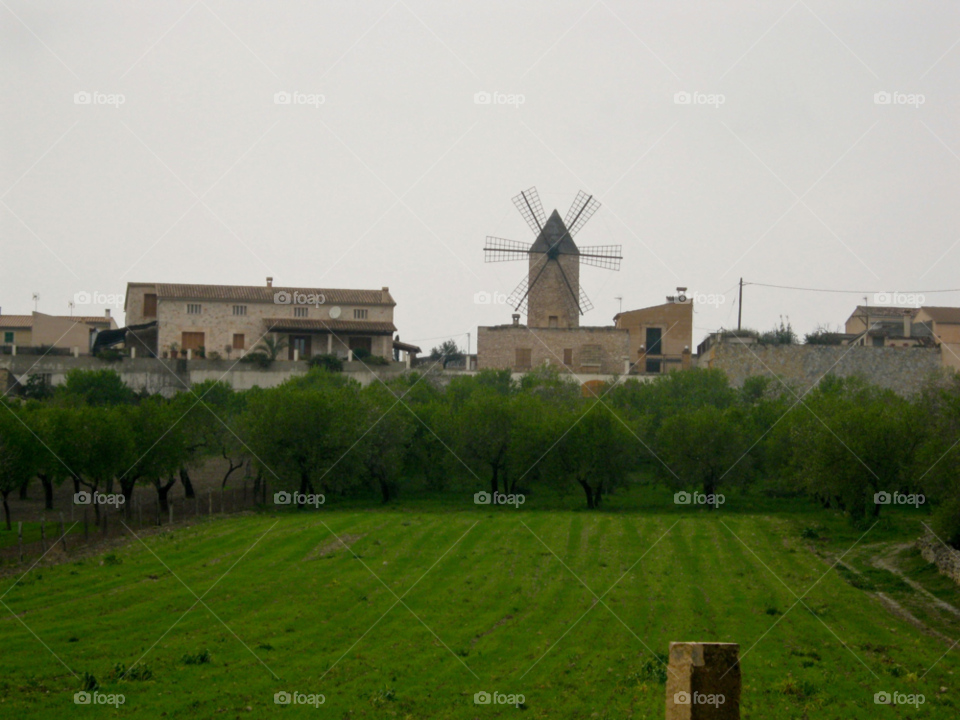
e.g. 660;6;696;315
2;1;959;351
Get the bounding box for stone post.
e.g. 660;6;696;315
11;344;16;356
130;347;136;359
665;642;740;719
186;349;192;361
293;348;299;362
72;347;79;358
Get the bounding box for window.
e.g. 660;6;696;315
580;344;601;366
181;332;205;351
294;307;308;318
143;293;157;317
549;315;559;328
3;331;13;344
232;334;245;350
872;335;884;347
645;327;663;355
232;305;247;316
563;348;573;365
354;308;368;319
515;348;532;368
187;304;202;315
646;359;661;373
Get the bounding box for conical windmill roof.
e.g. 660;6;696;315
530;210;579;255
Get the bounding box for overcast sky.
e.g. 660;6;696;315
2;1;959;351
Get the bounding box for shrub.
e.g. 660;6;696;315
308;354;343;372
240;352;272;369
96;348;124;362
182;649;211;665
352;347;372;360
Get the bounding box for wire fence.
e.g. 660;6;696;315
1;481;269;566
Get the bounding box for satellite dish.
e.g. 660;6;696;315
329;306;341;319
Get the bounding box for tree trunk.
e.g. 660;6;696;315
221;454;243;489
120;476;137;510
153;476;176;514
579;479;594;509
299;471;310;507
73;476;81;494
179;467;195;499
2;490;10;531
39;473;54;510
490;465;499;496
594;483;603;507
379;475;391;504
18;479;28;500
704;478;717;511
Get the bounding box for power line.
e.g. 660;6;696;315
744;282;960;294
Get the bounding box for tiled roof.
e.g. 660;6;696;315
265;318;397;334
849;305;919;319
0;315;112;328
152;283;393;306
919;306;960;324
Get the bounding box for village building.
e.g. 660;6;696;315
123;279;401;361
0;311;117;355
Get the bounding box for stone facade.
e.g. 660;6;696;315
124;280;396;360
477;324;629;375
698;341;942;396
615;301;693;374
527;252;581;328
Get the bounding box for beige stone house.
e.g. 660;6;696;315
914;307;960;369
124;279;397;360
614;297;693;374
0;311;117;354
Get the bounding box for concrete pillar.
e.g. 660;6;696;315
405;352;411;369
293;348;299;362
130;347;136;359
666;642;740;719
186;349;192;361
348;349;353;362
327;334;332;354
623;357;631;374
72;347;79;358
11;345;16;356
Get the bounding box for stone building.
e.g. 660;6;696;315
614;295;693;374
123;279;398;360
0;311;117;355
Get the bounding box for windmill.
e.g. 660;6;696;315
484;187;622;329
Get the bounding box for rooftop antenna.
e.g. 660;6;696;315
615;295;623;315
68;301;75;316
32;292;40;311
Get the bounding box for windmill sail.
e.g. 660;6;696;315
577;244;622;270
512;187;546;234
564;191;601;236
484;236;531;263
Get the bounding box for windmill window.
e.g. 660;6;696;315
548;315;559;328
580;344;601;366
563;348;573;365
515;348;532;368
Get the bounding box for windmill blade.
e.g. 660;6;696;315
484;236;532;263
577;244;623;270
564;191;601;236
578;286;594;314
507;275;530;313
555;258;585;314
512;187;546;235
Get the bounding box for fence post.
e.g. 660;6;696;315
83;509;89;540
220;488;224;514
665;642;741;720
59;513;66;553
17;522;23;564
138;497;142;528
209;491;213;516
40;519;47;554
169;502;173;525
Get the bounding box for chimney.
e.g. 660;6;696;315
105;309;111;318
512;313;520;327
382;286;390;303
903;310;911;338
266;277;273;288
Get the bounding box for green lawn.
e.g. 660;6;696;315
0;495;956;718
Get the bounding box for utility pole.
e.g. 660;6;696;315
737;279;743;331
615;296;623;316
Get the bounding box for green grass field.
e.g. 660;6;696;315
0;493;956;718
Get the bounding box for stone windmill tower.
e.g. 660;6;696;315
484;188;622;328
